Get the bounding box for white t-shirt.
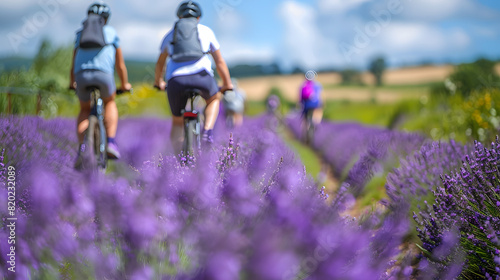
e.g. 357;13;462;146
160;23;220;81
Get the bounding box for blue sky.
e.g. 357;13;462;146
1;0;499;70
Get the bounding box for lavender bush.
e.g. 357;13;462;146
386;134;500;278
413;139;500;278
384;140;471;278
0;115;408;279
386;140;470;209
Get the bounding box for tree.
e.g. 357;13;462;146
32;39;52;75
340;69;364;86
369;56;386;87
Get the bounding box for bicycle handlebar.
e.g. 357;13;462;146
116;88;133;95
219;87;235;95
68;87;133;95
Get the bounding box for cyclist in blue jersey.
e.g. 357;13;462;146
70;2;131;161
154;1;233;153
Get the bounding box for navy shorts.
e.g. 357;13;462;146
75;70;116;102
166;70;219;117
302;100;322;116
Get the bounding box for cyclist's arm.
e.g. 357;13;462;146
115;47;131;90
69;49;76;89
155;51;169;90
211;49;233;93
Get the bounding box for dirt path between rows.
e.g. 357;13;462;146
273;113;340;197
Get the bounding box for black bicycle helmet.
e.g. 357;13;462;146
88;2;111;20
176;1;202;18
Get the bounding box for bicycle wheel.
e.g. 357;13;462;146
86;115;107;171
183;118;194;156
183;118;201;157
96;116;108;170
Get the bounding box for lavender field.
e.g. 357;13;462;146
1;114;500;279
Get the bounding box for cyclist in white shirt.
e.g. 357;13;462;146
154;1;233;153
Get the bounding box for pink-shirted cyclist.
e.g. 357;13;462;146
300;70;323;126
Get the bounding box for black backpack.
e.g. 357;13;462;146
170;17;206;62
79;13;107;49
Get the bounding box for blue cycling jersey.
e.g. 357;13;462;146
73;25;120;74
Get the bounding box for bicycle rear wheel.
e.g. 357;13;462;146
183;118;194;157
86;115;107;171
183;118;200;157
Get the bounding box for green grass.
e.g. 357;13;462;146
245;100;267;117
358;175;389;208
324;82;436;90
278;123;322;179
322;101;398;127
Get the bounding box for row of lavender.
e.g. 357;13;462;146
286;114;500;278
0;115;413;279
286;114;426;196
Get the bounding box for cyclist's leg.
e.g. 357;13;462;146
312;107;323;126
88;70;117;138
233;112;244;127
204;92;222;131
77;100;91;144
171;116;184;154
301;107;310;126
102;95;118;138
197;71;221;132
101;94;121;159
75;71;95;144
166;76;191;154
75;101;91;170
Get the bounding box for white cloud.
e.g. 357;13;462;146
382;24;470;52
334;20;473;66
117;23;172;60
401;0;498;21
0;0;34;12
219;41;275;65
382;24;447;51
318;0;371;14
214;9;244;34
401;0;462;20
279;1;340;69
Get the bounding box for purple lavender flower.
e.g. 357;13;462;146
0;115;413;279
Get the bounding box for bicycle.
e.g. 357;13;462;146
74;86;131;171
154;86;203;158
222;89;243;129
